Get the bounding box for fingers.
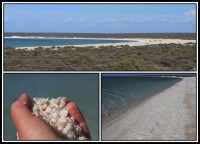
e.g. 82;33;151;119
67;102;91;140
18;93;31;108
65;97;71;104
11;94;91;140
11;93;62;140
11;93;33;127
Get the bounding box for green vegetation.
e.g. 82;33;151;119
3;43;196;71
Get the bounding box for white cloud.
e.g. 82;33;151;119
43;20;58;26
63;17;72;23
121;17;134;23
79;16;85;22
141;17;153;22
184;10;196;17
43;22;50;25
156;18;174;24
182;10;196;24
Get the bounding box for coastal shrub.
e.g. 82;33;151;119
3;43;196;71
68;58;80;64
79;55;93;63
181;64;193;70
160;60;172;67
134;60;153;70
37;47;43;49
115;58;138;70
33;50;40;56
123;44;131;48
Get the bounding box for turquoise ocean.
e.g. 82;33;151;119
4;38;135;48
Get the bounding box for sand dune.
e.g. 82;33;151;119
102;77;196;141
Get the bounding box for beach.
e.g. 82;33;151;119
71;38;196;48
102;77;196;140
13;38;196;50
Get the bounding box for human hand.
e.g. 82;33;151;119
10;93;91;140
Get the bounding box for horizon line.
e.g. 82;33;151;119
4;32;197;34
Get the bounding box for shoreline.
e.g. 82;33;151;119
5;38;196;50
4;36;129;40
102;77;182;126
102;77;196;140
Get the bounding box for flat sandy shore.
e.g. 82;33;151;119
102;77;197;141
15;38;196;50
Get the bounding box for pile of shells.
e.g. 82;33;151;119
31;97;87;140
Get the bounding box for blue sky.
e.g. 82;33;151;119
4;3;196;33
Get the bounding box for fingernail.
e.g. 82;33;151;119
65;98;71;104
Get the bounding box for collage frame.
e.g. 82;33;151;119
2;1;199;142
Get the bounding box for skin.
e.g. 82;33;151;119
10;93;91;140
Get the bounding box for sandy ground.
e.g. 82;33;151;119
15;38;196;50
102;77;197;141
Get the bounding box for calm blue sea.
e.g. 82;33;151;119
3;74;99;140
102;76;182;124
4;38;135;48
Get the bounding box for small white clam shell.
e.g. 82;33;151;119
57;125;64;132
58;117;66;127
65;123;74;131
42;102;49;111
62;127;69;135
45;106;51;114
50;117;57;124
59;109;68;117
50;112;58;119
67;131;75;140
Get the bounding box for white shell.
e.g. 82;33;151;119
67;131;75;140
58;117;66;127
32;97;87;140
65;123;74;131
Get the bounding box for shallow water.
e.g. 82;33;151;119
102;76;182;124
4;38;136;48
3;73;99;140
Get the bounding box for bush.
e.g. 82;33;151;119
115;58;138;70
3;43;196;71
160;60;172;67
79;55;93;63
181;64;193;70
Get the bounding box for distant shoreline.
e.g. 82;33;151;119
4;32;196;40
4;36;129;40
10;38;196;50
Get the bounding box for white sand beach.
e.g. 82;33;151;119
15;38;196;50
73;38;196;48
102;77;196;141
